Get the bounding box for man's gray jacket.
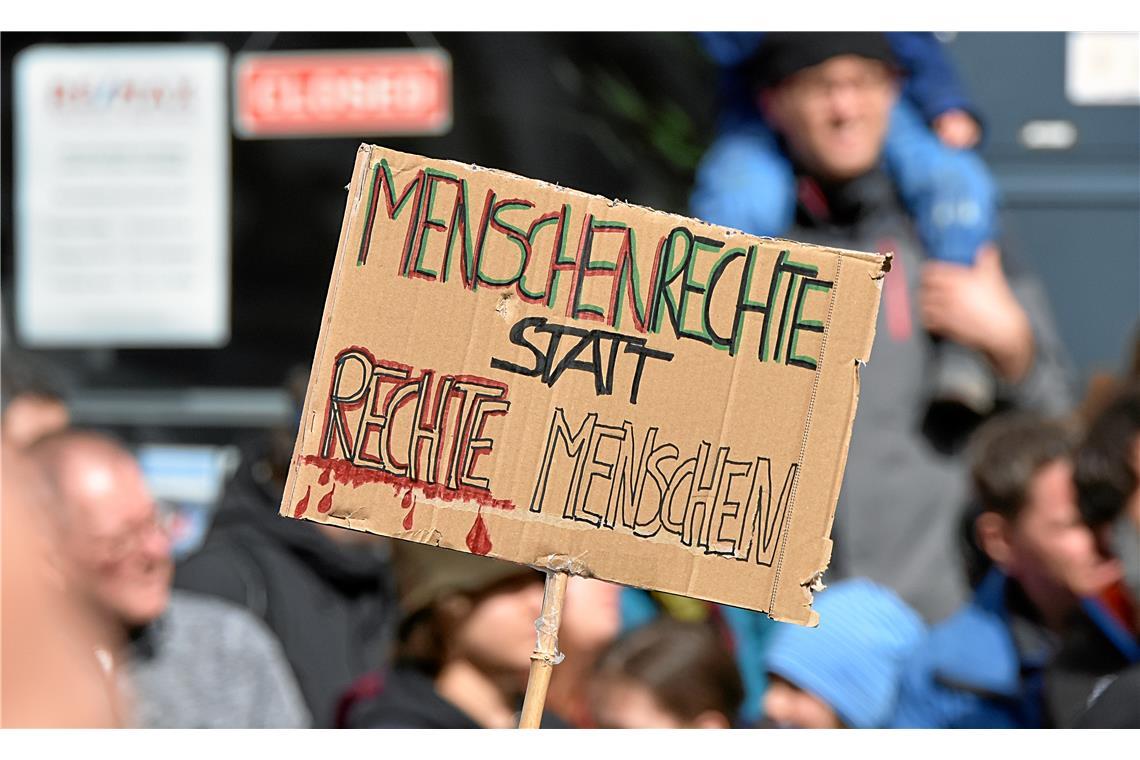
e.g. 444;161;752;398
786;168;1073;622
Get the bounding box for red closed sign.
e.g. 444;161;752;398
234;50;451;138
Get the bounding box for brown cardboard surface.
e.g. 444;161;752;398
281;144;889;626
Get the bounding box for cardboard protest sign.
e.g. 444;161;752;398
282;144;889;625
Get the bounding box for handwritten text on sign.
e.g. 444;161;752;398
283;145;886;623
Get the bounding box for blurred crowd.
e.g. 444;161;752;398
2;32;1138;729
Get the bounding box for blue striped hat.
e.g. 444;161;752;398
765;578;925;728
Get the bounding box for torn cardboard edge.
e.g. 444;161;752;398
769;242;889;625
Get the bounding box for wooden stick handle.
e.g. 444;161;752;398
517;569;569;729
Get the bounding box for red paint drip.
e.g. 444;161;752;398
466;511;493;556
400;489;417;530
294;485;312;518
298;455;516;511
319;468;332;486
317;484;336;513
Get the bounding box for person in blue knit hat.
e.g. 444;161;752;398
761;578;925;728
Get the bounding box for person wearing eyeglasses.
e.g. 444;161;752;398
693;33;1072;628
26;429;311;728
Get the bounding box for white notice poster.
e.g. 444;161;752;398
15;44;229;346
1066;32;1140;106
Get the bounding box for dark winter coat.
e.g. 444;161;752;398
175;436;398;727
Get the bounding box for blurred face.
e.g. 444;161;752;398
453;575;545;680
561;577;622;655
762;675;843;729
592;677;682;729
60;452;173;628
1004;459;1121;598
763;55;898;184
